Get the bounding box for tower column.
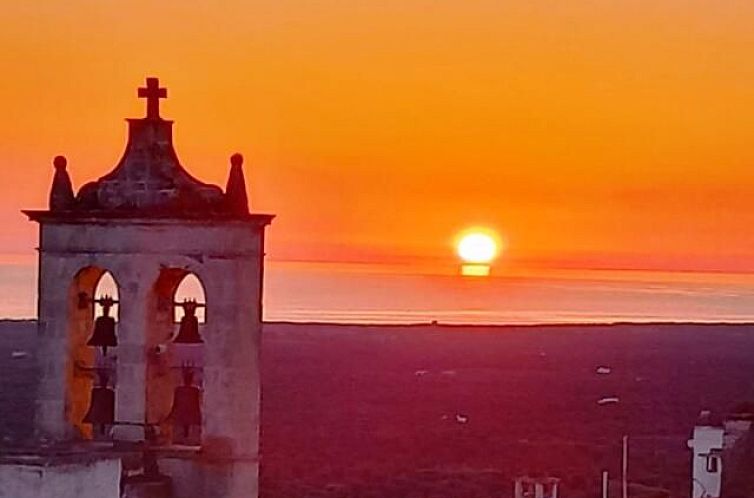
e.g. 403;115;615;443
113;265;150;441
202;257;261;454
35;252;74;440
199;256;262;497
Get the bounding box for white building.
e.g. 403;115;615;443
688;412;724;498
514;476;560;498
688;410;753;498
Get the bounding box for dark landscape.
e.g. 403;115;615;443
2;320;753;497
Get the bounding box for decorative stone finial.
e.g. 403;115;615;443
49;155;75;211
53;155;67;170
225;153;249;215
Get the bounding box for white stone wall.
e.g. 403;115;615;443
688;425;723;498
0;458;121;498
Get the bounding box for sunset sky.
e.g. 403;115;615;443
3;1;754;275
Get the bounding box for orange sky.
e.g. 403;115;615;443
2;1;754;274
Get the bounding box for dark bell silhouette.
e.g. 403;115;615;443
87;295;117;354
173;299;203;344
168;367;202;439
83;369;115;436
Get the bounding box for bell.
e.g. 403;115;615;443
83;370;115;435
167;367;202;440
87;295;117;354
173;300;203;344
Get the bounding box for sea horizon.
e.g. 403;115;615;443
3;253;754;325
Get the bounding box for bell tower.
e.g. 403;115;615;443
24;77;273;498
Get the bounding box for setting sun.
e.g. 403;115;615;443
3;4;754;498
457;231;499;264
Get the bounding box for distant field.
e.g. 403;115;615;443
3;320;754;497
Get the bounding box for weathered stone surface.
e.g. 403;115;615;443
84;118;225;214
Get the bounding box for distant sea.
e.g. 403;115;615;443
0;256;754;324
2;255;754;324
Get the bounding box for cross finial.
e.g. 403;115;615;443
137;77;167;119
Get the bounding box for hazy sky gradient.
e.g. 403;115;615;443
3;1;754;273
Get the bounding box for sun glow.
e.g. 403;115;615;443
457;231;499;264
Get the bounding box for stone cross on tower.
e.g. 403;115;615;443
138;77;167;119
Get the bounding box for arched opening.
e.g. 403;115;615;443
146;268;206;446
67;266;120;440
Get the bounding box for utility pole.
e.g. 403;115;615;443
622;435;629;498
602;470;609;498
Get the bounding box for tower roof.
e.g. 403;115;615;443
26;77;269;223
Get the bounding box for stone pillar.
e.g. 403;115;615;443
113;264;149;441
35;251;71;440
200;254;261;497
